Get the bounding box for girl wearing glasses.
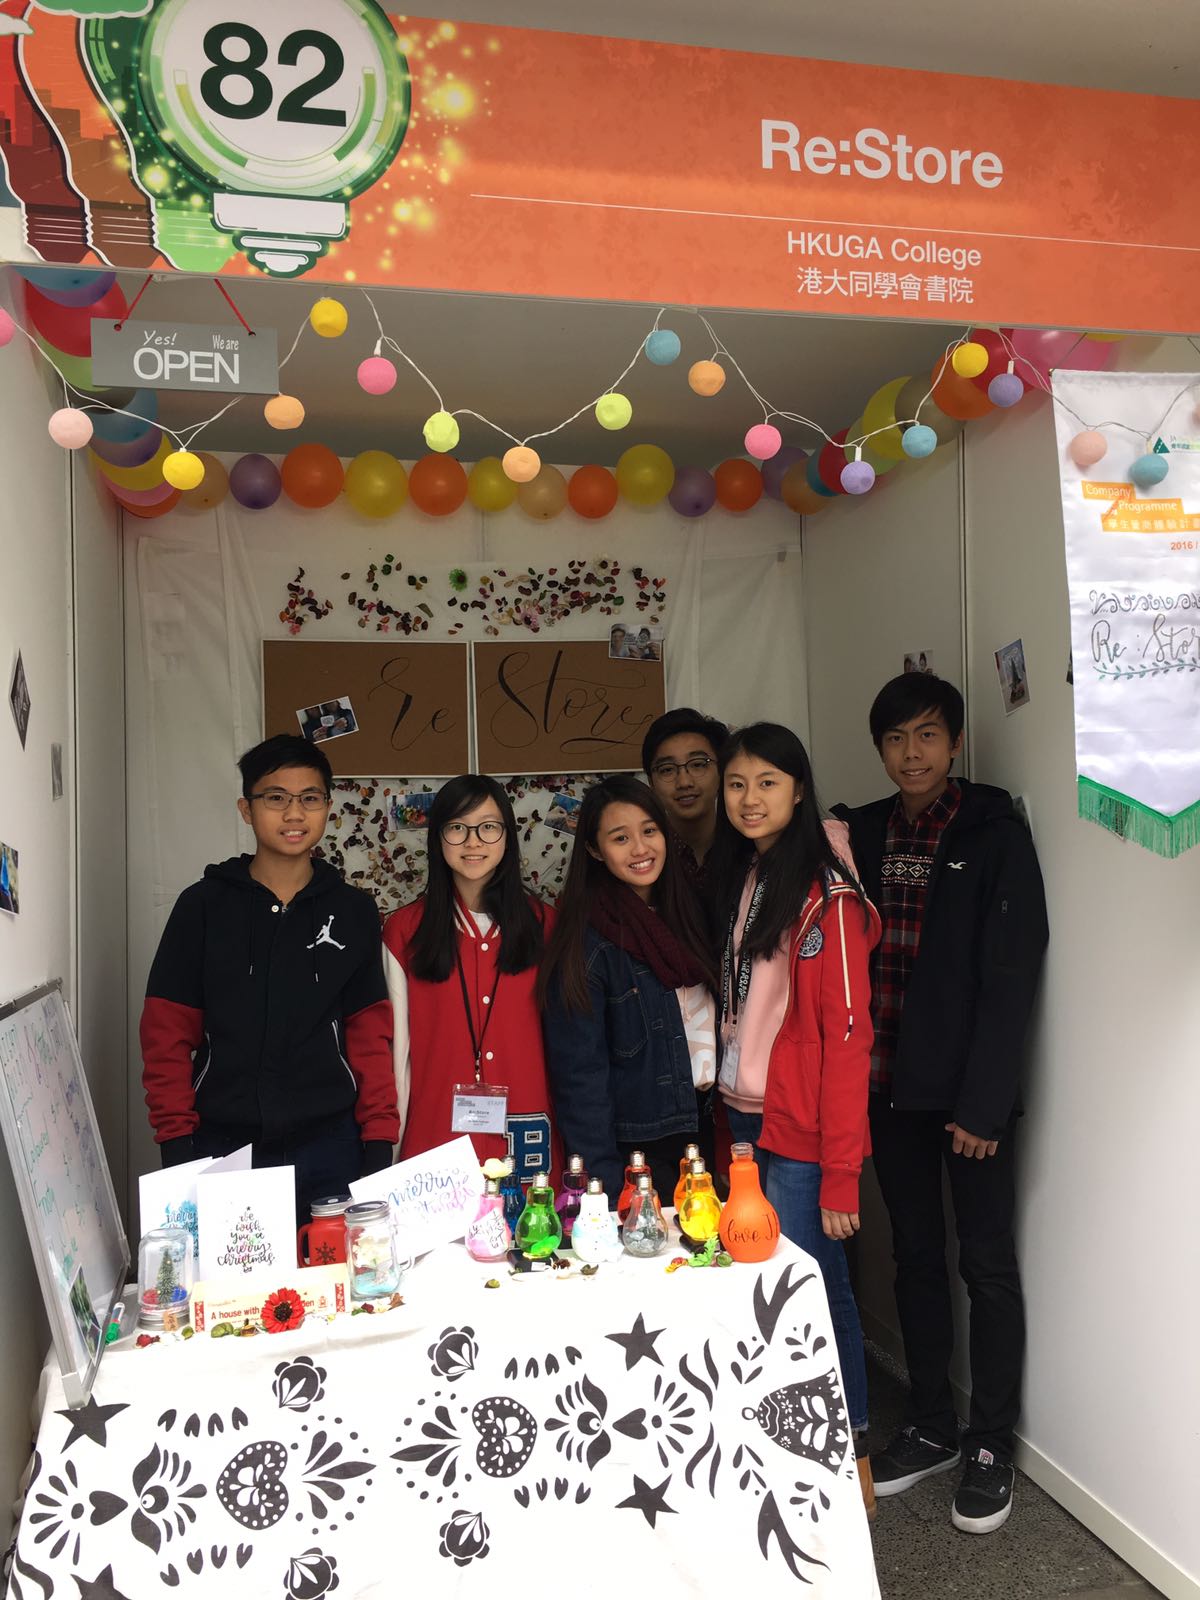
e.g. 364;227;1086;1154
539;776;717;1201
383;776;558;1176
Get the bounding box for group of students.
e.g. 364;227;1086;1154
141;670;1047;1539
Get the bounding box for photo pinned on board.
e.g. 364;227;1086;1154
297;695;359;744
0;841;18;915
995;639;1031;714
903;650;935;675
545;792;583;836
391;790;437;830
608;622;663;662
8;651;30;748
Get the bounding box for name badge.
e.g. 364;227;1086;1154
451;1083;509;1135
718;1036;741;1092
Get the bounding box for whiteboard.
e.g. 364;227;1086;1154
0;981;129;1405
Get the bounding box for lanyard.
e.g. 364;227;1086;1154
456;950;501;1083
721;872;766;1027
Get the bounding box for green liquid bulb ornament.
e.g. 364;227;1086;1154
622;1173;668;1258
678;1157;723;1243
515;1171;562;1258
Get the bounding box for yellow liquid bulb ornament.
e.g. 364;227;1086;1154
678;1158;723;1243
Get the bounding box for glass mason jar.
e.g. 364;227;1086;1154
344;1199;406;1300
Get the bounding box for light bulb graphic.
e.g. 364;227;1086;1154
83;0;409;278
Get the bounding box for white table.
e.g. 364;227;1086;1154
10;1237;879;1599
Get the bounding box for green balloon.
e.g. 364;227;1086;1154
895;374;964;446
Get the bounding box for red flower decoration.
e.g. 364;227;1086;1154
261;1287;306;1334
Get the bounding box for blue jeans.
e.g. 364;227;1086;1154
724;1107;869;1432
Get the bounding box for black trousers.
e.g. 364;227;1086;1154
868;1095;1025;1461
194;1110;364;1225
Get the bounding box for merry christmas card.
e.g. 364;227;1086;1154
138;1145;252;1268
196;1166;296;1280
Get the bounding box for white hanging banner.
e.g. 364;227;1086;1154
1052;369;1200;856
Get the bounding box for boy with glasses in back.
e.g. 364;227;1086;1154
643;707;728;879
140;734;398;1217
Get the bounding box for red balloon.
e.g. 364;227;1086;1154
568;464;618;519
713;458;763;512
23;280;127;357
408;452;468;516
281;443;345;508
817;429;851;494
969;328;1022;391
114;487;182;519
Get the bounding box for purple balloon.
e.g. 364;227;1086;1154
761;445;807;500
230;452;281;510
668;465;717;518
17;267;117;307
89;423;164;470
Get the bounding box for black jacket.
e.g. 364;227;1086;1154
832;782;1048;1136
140;856;397;1164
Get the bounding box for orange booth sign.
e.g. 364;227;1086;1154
1;5;1197;331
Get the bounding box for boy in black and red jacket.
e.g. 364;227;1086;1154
140;734;397;1219
833;674;1047;1538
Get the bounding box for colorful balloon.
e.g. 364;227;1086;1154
179;453;229;512
667;465;717;518
931;358;995;421
861;377;910;460
845;416;900;476
409;452;468;516
48;408;93;449
309;297;348;338
894;374;964;446
503;446;541;483
0;308;13;347
91;387;157;444
567;464;618;519
782;462;830;513
281;443;344;508
162;449;205;490
344;451;407;517
89;422;163;469
17;267;117;307
805;451;838;497
94;433;173;490
116;486;182;520
23;280;126;357
688;360;725;397
230;452;282;510
714;457;763;512
468;456;518;511
761;446;807;500
517;463;568;520
357;356;397;395
617;443;675;506
816;430;852;494
745;423;782;461
596;393;633;430
1007;328;1115;388
33;335;98;393
967;329;1020;392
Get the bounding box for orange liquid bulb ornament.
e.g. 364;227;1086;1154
673;1142;702;1213
617;1149;649;1221
719;1144;781;1263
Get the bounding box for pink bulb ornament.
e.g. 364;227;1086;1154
49;408;94;449
357;356;397;395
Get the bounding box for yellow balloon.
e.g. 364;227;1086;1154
517;464;568;520
595;393;632;430
423;410;461;452
502;446;541;483
1086;332;1124;342
162;449;205;491
94;433;173;490
616;443;675;506
467;455;518;512
861;376;910;460
180;453;228;511
344;450;408;517
264;394;305;430
310;297;348;338
844;416;899;476
951;341;988;378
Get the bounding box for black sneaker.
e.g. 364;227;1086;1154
870;1426;961;1496
952;1448;1015;1534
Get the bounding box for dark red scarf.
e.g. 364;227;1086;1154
587;875;710;991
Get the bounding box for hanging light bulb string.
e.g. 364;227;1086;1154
180;319;308;452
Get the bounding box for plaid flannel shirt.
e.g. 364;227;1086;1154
870;781;961;1090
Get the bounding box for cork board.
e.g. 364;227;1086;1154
473;640;665;775
262;640;470;776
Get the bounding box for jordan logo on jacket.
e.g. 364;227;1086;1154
308;915;347;952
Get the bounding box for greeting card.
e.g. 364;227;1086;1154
349;1135;483;1259
196;1166;296;1280
138;1145;252;1266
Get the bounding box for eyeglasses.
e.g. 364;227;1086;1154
441;820;506;845
250;788;331;812
650;757;716;781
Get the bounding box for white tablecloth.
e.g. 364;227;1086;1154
10;1239;879;1600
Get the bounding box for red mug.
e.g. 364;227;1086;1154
297;1196;350;1268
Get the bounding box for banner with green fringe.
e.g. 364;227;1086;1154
1077;778;1200;858
1053;369;1200;860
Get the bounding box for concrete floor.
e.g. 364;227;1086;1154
865;1347;1163;1600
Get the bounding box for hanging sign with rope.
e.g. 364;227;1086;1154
91;320;279;392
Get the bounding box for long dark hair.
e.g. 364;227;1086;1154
708;723;868;957
538;775;715;1013
408;775;544;982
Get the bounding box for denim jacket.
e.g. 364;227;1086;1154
542;926;698;1198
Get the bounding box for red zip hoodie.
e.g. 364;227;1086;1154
757;877;882;1214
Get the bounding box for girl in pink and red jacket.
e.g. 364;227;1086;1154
709;722;880;1448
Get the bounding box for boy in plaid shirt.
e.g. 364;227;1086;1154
834;674;1047;1536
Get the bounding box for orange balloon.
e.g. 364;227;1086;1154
568;464;618;519
930;358;995;421
517;463;568;520
281;443;344;508
409;452;468;516
714;457;763;512
780;462;830;514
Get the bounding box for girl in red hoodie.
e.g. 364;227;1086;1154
383;776;557;1180
709;723;880;1457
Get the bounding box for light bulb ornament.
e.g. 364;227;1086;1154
83;0;412;279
